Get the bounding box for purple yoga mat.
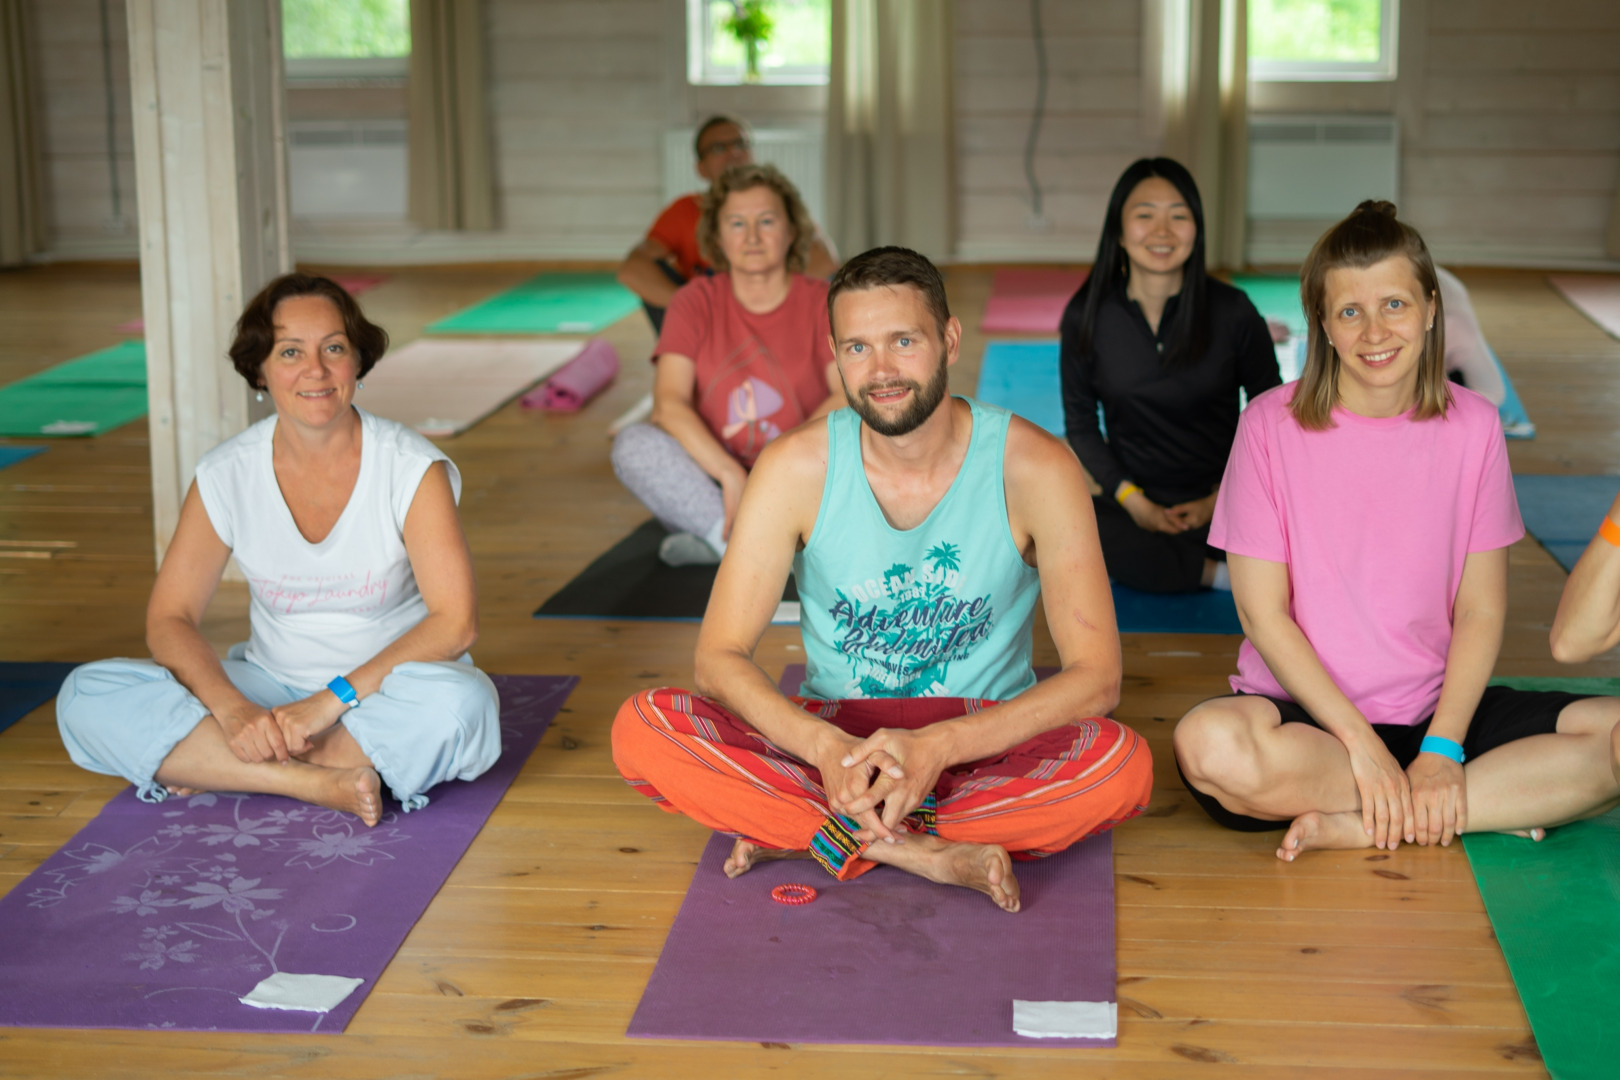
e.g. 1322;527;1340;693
628;831;1116;1047
631;663;1115;1048
0;674;575;1033
521;337;619;412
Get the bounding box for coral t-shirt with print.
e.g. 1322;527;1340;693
655;273;834;468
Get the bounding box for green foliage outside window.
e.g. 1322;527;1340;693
705;0;828;78
1249;0;1381;64
282;0;410;59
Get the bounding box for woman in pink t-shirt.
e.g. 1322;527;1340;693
611;163;846;566
1173;201;1620;861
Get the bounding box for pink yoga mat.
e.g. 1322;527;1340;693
115;318;143;333
331;274;387;297
980;268;1090;334
1549;275;1620;341
521;337;619;412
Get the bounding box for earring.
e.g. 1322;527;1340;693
356;380;364;389
255;390;264;402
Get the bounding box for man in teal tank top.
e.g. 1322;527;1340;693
613;247;1152;911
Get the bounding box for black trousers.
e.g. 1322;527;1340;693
1092;495;1222;593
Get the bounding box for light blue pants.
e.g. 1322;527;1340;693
56;646;501;811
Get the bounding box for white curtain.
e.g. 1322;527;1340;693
408;0;494;230
0;0;42;266
1159;0;1248;269
824;0;954;262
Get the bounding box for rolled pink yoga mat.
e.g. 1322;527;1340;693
521;337;619;411
980;268;1090;334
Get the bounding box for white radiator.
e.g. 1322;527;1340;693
1247;115;1399;220
663;127;825;226
287;120;408;219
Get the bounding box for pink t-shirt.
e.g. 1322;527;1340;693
1209;384;1523;726
655;273;833;468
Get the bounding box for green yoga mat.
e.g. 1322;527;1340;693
426;273;642;335
0;341;148;437
1467;675;1620;1080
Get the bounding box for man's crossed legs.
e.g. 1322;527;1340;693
612;688;1152;911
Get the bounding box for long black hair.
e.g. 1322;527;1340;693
1070;157;1211;369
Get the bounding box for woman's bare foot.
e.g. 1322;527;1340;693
308;766;383;826
723;837;812;879
1505;828;1547;841
1277;810;1374;862
868;832;1021;912
165;785;204;797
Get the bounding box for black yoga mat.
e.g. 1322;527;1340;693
534;519;797;622
0;661;78;736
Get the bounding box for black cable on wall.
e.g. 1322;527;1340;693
1023;0;1048;223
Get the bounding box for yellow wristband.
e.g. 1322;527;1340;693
1116;482;1142;505
1599;516;1620;548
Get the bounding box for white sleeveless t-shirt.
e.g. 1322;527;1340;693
193;407;460;690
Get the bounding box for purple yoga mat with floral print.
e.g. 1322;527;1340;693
0;674;575;1033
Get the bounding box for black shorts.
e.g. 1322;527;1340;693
1180;686;1594;832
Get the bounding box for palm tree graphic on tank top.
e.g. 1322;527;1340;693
828;541;996;697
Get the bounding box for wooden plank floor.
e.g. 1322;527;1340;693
2;262;1616;1078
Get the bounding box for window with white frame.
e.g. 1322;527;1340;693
282;0;410;81
687;0;830;86
1249;0;1398;82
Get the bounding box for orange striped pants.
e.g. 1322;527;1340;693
612;687;1152;880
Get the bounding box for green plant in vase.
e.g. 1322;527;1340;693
724;0;774;83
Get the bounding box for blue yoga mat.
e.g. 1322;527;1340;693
0;446;45;470
1230;274;1535;439
0;662;77;737
976;340;1065;437
1112;584;1242;635
1513;475;1620;572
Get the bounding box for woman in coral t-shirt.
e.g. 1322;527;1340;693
611;163;845;565
1172;201;1620;862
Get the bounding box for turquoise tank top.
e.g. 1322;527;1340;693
794;397;1041;700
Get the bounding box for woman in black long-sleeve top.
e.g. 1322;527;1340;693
1061;158;1280;594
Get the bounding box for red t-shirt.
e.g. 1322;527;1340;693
646;193;708;281
655;274;834;468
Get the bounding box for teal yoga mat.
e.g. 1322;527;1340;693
1467;672;1620;1080
0;446;46;470
976;340;1065;437
0;341;148;437
426;273;642;335
1228;273;1535;439
1512;475;1620;573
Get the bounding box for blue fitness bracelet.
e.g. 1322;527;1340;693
327;676;360;709
1419;735;1464;764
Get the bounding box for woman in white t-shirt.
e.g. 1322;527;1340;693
57;274;499;825
1171;202;1620;860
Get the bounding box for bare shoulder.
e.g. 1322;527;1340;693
753;413;832;483
1003;413;1087;503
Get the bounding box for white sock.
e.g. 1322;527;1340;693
702;517;728;557
1211;561;1231;591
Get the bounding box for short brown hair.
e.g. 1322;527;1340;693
228;273;389;389
692;114;750;158
826;246;951;339
1293;200;1447;430
697;163;814;274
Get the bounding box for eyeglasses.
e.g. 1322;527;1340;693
699;136;751;159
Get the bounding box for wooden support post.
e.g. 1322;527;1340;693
127;0;291;570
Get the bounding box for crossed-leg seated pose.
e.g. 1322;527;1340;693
613;247;1153;910
57;273;500;826
1060;158;1280;594
1173;202;1620;860
1550;484;1620;783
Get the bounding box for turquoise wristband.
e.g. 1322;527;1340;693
326;676;360;709
1419;735;1464;764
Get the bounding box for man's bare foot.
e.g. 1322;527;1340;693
309;766;383;826
723;837;812;879
1277;810;1374;862
868;832;1021;912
